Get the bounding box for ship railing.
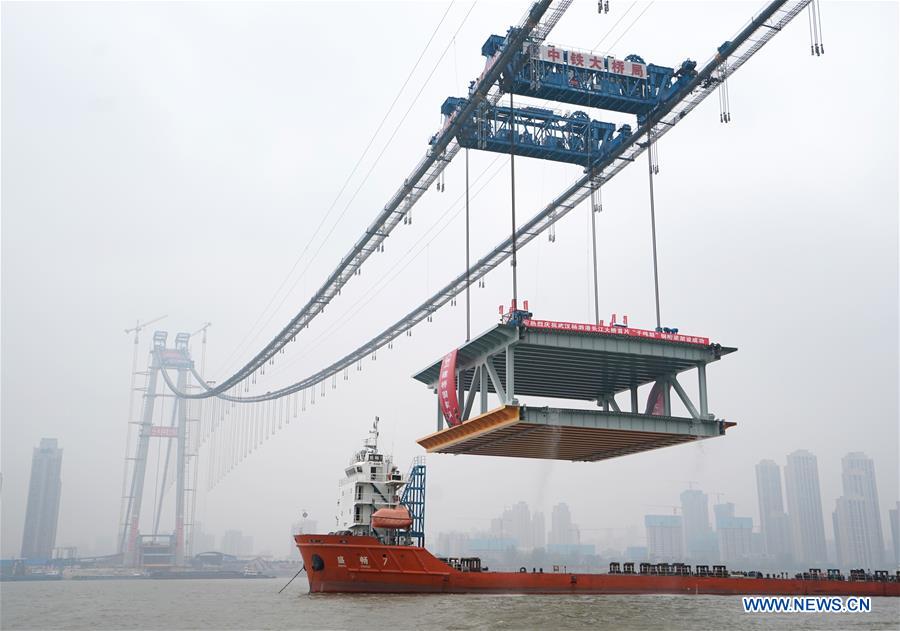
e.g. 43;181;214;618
363;473;405;483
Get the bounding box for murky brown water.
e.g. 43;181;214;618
2;577;899;630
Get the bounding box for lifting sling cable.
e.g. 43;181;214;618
165;1;806;405
590;186;601;325
510;92;519;307
647;131;662;330
465;148;472;341
586;87;601;326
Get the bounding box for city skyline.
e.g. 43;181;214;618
429;448;897;572
16;440;896;567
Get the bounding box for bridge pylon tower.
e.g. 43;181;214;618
118;330;199;567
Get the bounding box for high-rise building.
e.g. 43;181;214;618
549;503;580;547
508;501;533;550
713;502;734;528
680;489;717;561
784;450;827;565
832;453;884;568
833;496;872;568
755;459;793;563
889;502;899;567
644;515;683;561
714;503;753;563
21;438;63;560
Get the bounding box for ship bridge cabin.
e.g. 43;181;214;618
414;309;736;462
337;419;406;537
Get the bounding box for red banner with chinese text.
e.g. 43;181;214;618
438;350;462;427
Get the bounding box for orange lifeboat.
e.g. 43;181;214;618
371;506;413;530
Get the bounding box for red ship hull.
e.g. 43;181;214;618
295;535;899;596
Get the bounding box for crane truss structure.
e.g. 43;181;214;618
436;96;633;168
170;0;811;406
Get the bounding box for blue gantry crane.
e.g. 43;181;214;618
480;33;697;123
433;97;631;168
434;32;698;170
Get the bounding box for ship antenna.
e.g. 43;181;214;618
366;416;380;452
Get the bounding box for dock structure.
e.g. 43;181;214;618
413;316;736;462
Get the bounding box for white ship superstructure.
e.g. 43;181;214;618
336;418;406;536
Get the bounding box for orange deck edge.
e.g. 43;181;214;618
416;405;521;452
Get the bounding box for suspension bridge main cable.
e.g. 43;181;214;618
168;0;558;400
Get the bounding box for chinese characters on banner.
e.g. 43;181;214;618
149;426;178;438
523;319;709;346
537;45;647;79
438;350;462;427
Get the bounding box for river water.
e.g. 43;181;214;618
2;577;898;630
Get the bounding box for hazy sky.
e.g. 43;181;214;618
2;1;897;559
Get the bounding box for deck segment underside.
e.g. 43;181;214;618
417;405;734;462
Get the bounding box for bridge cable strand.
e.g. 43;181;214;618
603;1;654;56
815;0;824;54
806;0;815;55
592;1;637;51
167;1;809;406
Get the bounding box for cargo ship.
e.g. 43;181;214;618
294;421;899;597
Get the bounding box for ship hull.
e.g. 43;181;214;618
296;535;899;596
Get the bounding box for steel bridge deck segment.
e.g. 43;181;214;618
413;324;735;400
417;405;734;462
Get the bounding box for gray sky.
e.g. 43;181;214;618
2;1;897;558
